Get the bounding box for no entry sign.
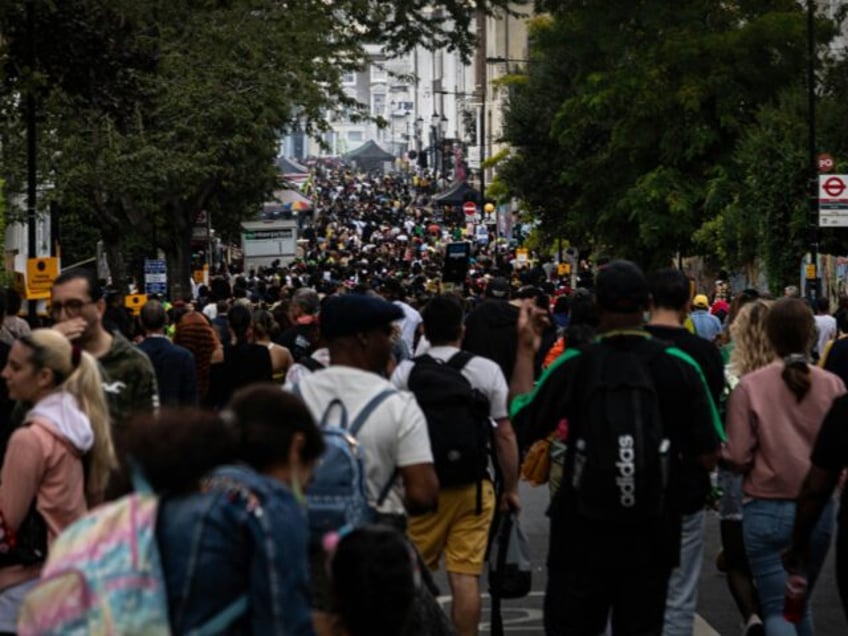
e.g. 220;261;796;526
463;201;478;216
819;175;848;227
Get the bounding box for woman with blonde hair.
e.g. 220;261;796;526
720;298;773;635
0;328;115;631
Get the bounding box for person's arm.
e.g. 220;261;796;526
786;394;848;570
493;417;520;512
721;382;755;472
509;300;544;402
0;429;44;533
785;465;840;572
399;463;438;515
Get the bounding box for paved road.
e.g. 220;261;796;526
433;482;847;635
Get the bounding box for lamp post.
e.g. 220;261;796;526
430;112;441;179
414;116;423;171
807;0;819;301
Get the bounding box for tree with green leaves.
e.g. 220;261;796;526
500;1;837;279
1;0;521;297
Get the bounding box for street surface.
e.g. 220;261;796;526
435;482;848;635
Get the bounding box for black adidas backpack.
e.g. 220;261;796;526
564;336;671;523
408;352;492;491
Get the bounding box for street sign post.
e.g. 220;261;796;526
818;153;835;173
144;258;168;296
463;201;478;217
818;174;848;226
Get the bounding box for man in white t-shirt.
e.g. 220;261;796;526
392;294;520;636
380;278;423;353
290;293;438;519
814;296;837;360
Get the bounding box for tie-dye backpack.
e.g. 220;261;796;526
17;474;246;636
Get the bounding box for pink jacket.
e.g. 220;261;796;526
0;393;93;592
724;361;845;500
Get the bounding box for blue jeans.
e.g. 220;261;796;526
743;498;835;636
662;510;704;636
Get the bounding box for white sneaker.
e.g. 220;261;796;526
744;614;764;636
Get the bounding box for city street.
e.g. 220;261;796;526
435;482;848;635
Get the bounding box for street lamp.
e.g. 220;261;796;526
431;112;442;178
414;116;423;170
806;0;819;301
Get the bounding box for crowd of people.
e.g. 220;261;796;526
0;166;846;635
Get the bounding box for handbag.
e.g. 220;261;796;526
488;511;532;600
520;434;553;486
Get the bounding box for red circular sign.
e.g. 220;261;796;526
823;176;847;198
819;153;835;173
463;201;478;216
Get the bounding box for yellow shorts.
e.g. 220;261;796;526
407;480;496;576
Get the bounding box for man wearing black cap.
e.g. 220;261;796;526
462;276;521;382
290;293;438;523
509;260;720;636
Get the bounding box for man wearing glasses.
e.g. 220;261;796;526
50;268;159;432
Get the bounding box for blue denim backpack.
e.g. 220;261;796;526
304;388;397;544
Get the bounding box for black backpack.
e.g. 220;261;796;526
564;337;671;523
407;352;491;491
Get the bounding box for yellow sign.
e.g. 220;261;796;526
26;257;59;300
516;248;529;265
124;294;148;316
806;263;817;280
558;262;571;276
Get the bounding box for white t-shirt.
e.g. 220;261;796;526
394;301;423;353
391;345;510;421
292;365;433;515
815;314;838;357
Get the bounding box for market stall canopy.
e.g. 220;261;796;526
276;156;309;175
432;181;481;206
342;140;395;173
262;189;313;219
276;156;309;186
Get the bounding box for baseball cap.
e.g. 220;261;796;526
595;260;649;313
693;294;709;309
486;277;511;299
320;294;404;340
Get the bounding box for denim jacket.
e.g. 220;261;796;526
156;464;315;635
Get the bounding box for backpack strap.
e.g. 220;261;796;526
348;388;397;437
446;350;474;372
299;356;326;373
187;594;249;636
320;398;349;430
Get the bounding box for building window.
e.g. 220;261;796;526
371;65;388;83
347;130;363;142
342;71;356;85
372;93;386;117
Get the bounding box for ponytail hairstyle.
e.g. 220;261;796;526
251;309;278;342
228;304;252;345
765;298;815;402
21;329;116;500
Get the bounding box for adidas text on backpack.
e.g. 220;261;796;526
408;352;492;495
566;337;671;523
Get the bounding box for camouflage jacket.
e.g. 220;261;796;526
100;333;159;429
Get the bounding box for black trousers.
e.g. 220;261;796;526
544;560;671;636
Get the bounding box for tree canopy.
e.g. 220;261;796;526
500;0;846;287
0;0;521;296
